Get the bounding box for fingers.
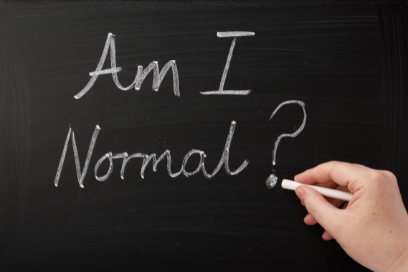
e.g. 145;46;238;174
303;185;347;225
322;231;333;241
294;161;373;194
296;186;344;238
304;213;317;225
304;197;346;225
304;199;349;242
322;201;349;241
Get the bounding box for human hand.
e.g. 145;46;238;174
294;161;408;272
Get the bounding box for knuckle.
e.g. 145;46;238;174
329;160;346;167
383;170;397;184
350;163;366;172
367;170;387;192
369;170;384;183
325;160;339;168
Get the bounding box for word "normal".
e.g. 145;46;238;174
54;121;249;188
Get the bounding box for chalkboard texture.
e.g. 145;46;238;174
0;1;407;271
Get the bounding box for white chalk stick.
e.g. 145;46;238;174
282;179;353;202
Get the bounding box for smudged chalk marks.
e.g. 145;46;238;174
74;33;180;99
55;122;248;188
201;32;254;95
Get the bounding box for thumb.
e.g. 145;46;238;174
296;186;343;237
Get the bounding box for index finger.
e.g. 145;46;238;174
294;161;372;194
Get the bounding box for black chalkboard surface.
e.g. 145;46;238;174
1;1;407;271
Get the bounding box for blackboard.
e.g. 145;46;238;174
1;1;407;271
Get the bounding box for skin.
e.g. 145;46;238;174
294;161;408;272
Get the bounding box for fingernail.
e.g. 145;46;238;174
295;187;306;201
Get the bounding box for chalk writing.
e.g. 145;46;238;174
56;32;308;191
216;31;255;38
269;100;307;166
200;31;254;95
265;174;278;189
74;33;180;99
54;125;101;188
265;100;306;189
54;122;249;187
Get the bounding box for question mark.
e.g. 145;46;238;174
265;100;307;189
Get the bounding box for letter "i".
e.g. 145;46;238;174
201;31;254;95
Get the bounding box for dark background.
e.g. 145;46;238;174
0;1;407;271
